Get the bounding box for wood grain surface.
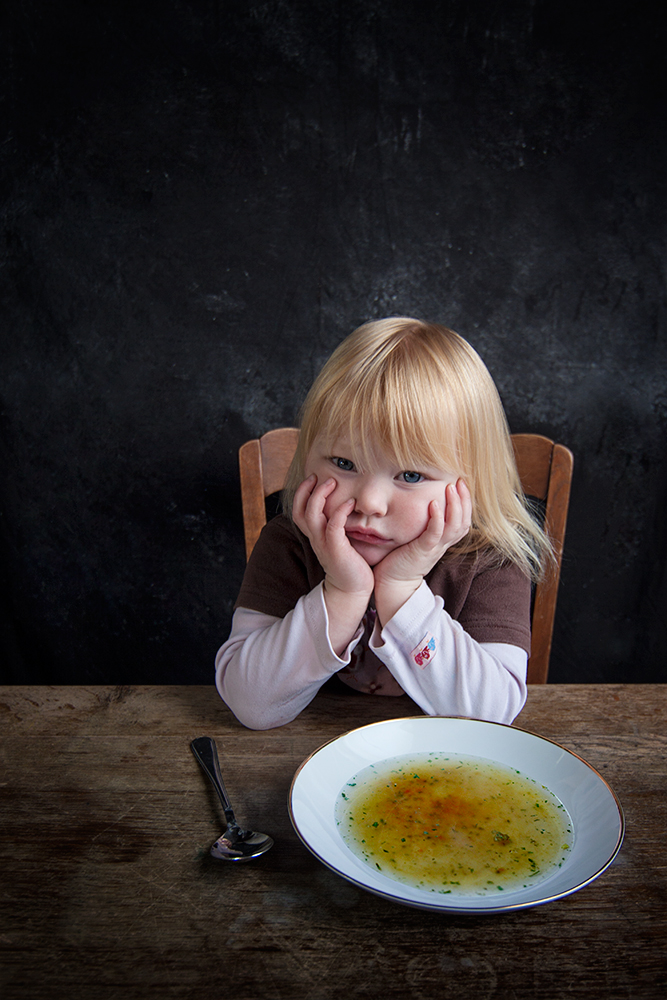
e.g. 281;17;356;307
0;684;665;1000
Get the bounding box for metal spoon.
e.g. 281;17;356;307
190;736;274;861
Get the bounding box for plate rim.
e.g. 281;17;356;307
288;715;625;914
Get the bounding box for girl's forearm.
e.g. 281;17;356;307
215;585;363;729
322;580;372;656
373;578;422;629
370;582;528;724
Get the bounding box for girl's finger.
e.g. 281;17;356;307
411;499;444;551
426;498;445;537
295;475;332;533
444;482;461;525
441;483;467;544
292;474;317;520
456;479;473;533
305;477;338;521
327;496;355;531
444;482;472;547
295;477;342;544
317;477;338;500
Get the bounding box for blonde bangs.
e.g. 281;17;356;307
314;363;463;477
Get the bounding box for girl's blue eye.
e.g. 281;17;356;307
400;471;423;484
333;457;355;472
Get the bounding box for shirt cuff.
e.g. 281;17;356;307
369;581;443;652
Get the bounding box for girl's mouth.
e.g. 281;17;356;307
346;528;390;545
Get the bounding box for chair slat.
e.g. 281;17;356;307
511;433;554;499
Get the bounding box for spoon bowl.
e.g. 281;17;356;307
191;736;274;861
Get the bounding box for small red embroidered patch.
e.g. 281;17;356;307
412;634;436;668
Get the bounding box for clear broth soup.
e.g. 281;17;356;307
335;753;572;897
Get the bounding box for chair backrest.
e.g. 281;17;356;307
239;428;301;560
510;434;573;684
239;429;573;684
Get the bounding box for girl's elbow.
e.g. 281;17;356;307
216;684;295;731
232;708;296;731
500;676;527;725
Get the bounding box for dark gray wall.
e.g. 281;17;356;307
1;0;665;684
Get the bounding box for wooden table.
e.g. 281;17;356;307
0;685;665;1000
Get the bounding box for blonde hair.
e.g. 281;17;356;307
284;317;552;580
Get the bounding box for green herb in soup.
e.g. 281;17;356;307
335;753;572;895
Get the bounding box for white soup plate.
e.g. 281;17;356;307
289;716;624;914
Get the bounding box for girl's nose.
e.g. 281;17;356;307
354;478;388;517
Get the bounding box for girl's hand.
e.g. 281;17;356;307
292;475;374;600
373;479;472;625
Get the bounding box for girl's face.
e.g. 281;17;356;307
303;435;458;566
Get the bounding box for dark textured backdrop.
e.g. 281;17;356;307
1;0;665;685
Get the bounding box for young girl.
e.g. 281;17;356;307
216;318;552;730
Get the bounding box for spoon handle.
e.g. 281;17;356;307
190;736;238;830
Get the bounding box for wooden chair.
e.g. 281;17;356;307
239;429;573;684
